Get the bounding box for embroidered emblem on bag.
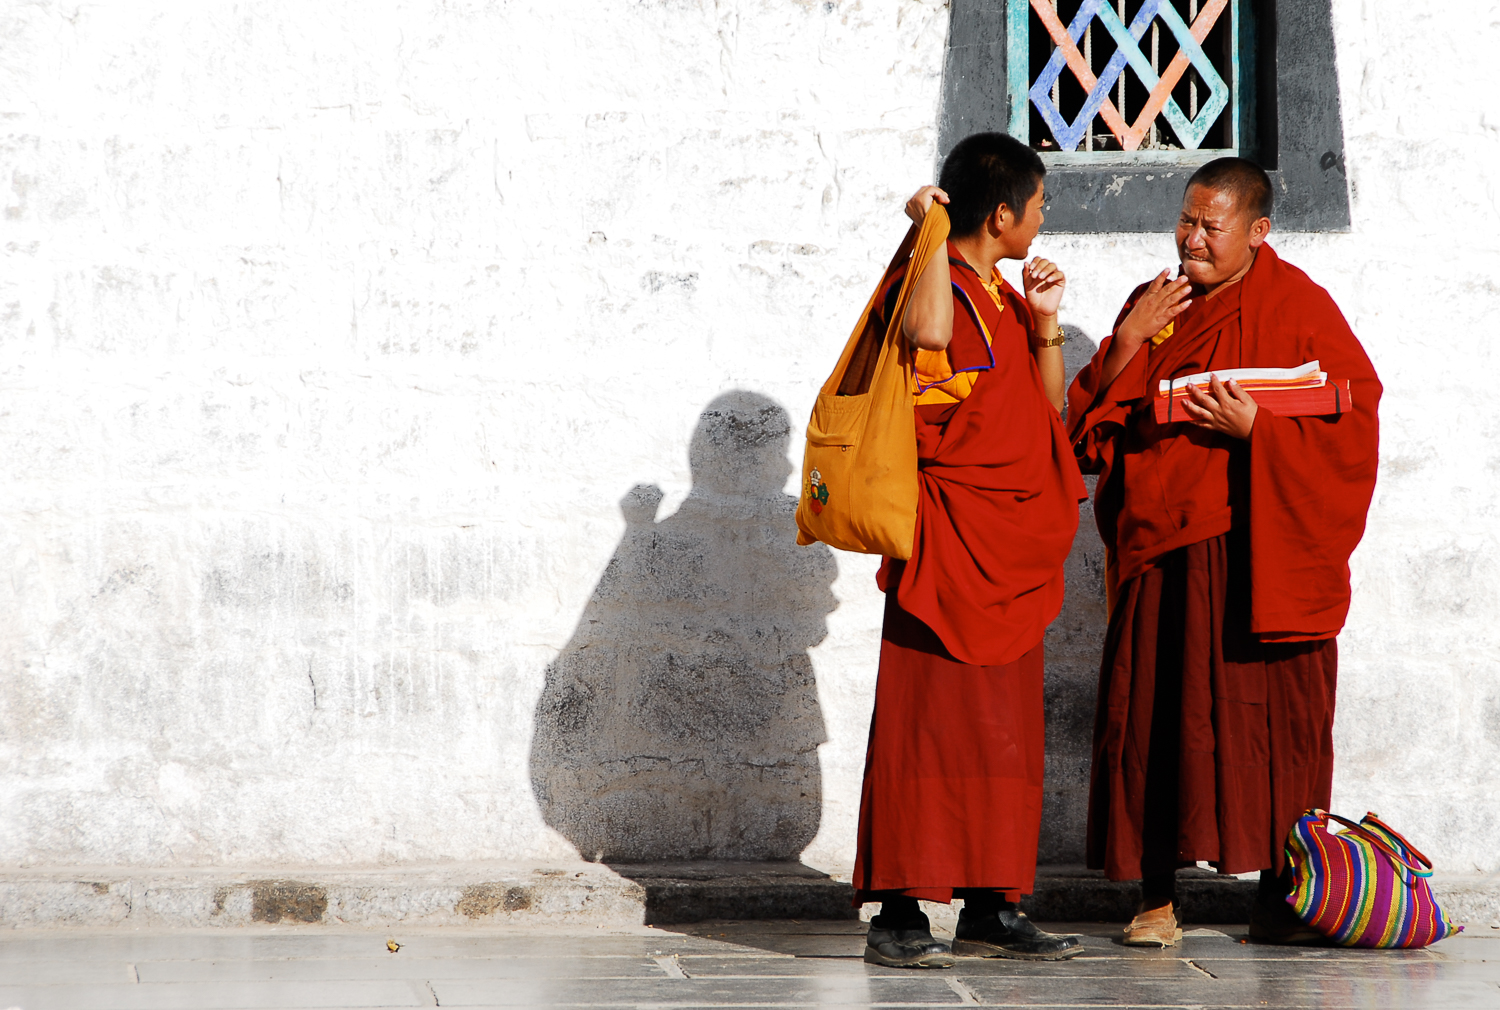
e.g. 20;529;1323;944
808;468;830;514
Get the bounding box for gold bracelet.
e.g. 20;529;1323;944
1033;332;1065;348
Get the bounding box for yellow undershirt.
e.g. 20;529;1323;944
912;268;1003;407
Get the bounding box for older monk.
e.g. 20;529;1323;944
1067;158;1381;946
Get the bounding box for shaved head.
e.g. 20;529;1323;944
1185;157;1273;222
1175;159;1273;292
938;132;1045;237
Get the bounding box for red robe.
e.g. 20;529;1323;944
1068;244;1380;878
852;246;1085;903
1069;244;1381;640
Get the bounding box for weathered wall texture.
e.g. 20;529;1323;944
2;0;1497;880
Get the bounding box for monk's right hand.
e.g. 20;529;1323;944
1115;270;1193;348
905;186;950;225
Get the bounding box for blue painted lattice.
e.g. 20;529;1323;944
1007;0;1239;153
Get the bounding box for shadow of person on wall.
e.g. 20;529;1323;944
1037;326;1110;866
530;391;838;882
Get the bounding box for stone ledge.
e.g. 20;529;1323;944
0;863;641;930
1020;866;1500;929
1022;865;1255;924
0;861;854;930
1428;875;1500;928
609;861;857;924
3;862;1492;930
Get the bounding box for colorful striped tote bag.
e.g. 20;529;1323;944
1285;809;1463;948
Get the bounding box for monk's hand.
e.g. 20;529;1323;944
1115;270;1193;350
1023;257;1066;318
904;185;949;225
1182;375;1259;440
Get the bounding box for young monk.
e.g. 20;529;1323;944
1068;158;1382;946
852;132;1087;968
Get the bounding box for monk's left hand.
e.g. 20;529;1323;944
1023;257;1066;318
1182;375;1258;440
905;186;949;225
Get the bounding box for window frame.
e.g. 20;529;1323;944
937;0;1351;233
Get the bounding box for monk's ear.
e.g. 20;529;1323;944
989;202;1011;236
1247;215;1271;248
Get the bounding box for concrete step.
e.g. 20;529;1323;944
1023;865;1500;930
0;861;854;929
3;862;1493;930
0;862;642;929
1023;865;1255;924
608;861;857;924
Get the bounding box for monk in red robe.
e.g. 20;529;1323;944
851;133;1087;968
1067;158;1381;946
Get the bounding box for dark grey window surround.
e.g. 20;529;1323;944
938;0;1350;232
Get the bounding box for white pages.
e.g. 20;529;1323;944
1158;360;1324;394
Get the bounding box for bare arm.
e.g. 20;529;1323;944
1031;319;1065;412
1023;257;1066;412
1098;271;1194;389
900;186;953;351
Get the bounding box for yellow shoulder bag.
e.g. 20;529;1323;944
794;204;951;559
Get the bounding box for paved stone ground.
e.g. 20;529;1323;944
0;918;1495;1008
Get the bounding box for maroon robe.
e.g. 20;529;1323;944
1067;245;1380;878
852;247;1085;903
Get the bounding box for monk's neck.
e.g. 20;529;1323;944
1192;247;1258;300
950;234;1000;281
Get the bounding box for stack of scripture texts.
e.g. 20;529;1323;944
1154;360;1353;423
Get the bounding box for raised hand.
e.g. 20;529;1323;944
620;483;665;525
1116;270;1193;349
1181;375;1259;440
1023;257;1066;318
905;185;950;225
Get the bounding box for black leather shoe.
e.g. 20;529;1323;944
953;906;1084;961
863;925;956;968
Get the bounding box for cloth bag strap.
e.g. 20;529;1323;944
1321;812;1433;878
819;206;952;396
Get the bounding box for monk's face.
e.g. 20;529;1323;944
997;181;1046;259
1175;184;1269;289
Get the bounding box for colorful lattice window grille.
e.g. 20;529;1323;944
1008;0;1252;156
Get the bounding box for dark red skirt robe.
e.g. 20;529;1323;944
1089;532;1337;879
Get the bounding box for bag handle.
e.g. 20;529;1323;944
1360;812;1435;869
1321;812;1433;879
819;206;952;396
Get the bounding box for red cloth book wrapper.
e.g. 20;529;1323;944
1154;360;1353;424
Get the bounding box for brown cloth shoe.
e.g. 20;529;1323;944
1122;904;1182;947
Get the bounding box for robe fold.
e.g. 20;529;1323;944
1067;244;1380;880
887;248;1087;666
853;245;1085;903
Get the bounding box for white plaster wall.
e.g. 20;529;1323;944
1;0;1496;877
